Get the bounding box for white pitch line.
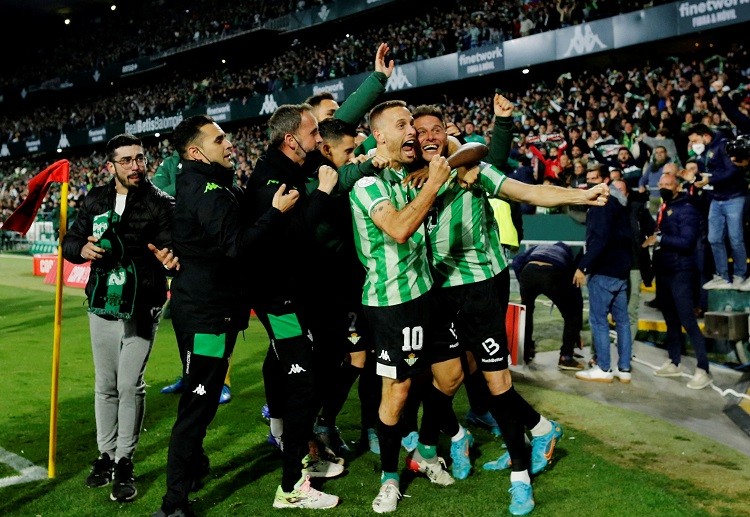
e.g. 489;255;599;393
0;447;47;487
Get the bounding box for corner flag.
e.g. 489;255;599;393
3;160;70;235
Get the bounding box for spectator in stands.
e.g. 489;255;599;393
462;121;486;144
61;133;177;504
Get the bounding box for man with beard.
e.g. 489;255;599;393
153;115;299;516
245;104;344;509
350;100;454;513
412;95;609;516
63;133;178;504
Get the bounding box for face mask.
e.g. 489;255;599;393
692;143;705;155
599;117;606;124
586;182;599;189
659;188;674;202
525;152;533;159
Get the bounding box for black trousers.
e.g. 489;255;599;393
162;329;237;510
519;263;583;357
256;308;317;492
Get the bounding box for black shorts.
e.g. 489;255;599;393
343;305;370;353
431;276;510;372
364;295;431;380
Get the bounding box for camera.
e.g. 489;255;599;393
726;134;750;160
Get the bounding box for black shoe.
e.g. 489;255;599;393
110;457;137;502
558;355;584;371
85;453;114;488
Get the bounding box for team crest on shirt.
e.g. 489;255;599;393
348;332;361;345
355;176;377;188
404;353;418;367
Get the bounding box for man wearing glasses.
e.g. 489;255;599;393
63;133;179;504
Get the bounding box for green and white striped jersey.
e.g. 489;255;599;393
429;162;509;288
350;166;434;307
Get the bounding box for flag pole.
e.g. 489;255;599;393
48;181;69;478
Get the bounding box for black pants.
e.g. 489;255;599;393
162;329;237;511
519;263;583;357
256;308;317;492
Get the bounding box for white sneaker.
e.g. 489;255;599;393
686;368;713;390
272;475;339;509
405;451;455;486
702;275;732;290
574;364;614;383
732;277;744;289
614;367;632;384
301;454;345;478
654;360;683;377
372;479;401;513
738;277;750;292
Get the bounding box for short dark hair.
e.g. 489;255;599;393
105;133;142;162
687;123;713;138
268;103;313;147
318;118;357;144
369;100;408;132
412;104;445;123
171;115;216;157
305;92;335;107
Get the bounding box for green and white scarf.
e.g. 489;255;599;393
88;210;137;319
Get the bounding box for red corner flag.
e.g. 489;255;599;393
3;160;70;236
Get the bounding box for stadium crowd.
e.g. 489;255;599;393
2;43;748;227
2;0;665;147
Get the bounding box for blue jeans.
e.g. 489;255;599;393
708;196;746;281
588;274;632;371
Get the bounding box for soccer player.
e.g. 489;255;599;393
412;96;609;515
350;100;457;513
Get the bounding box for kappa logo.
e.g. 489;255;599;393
193;384;206;396
288;364;306;374
563;25;607;57
204;182;220;193
259;94;279;115
385;67;413;92
318;5;330;21
57;133;70;149
378;350;391;362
